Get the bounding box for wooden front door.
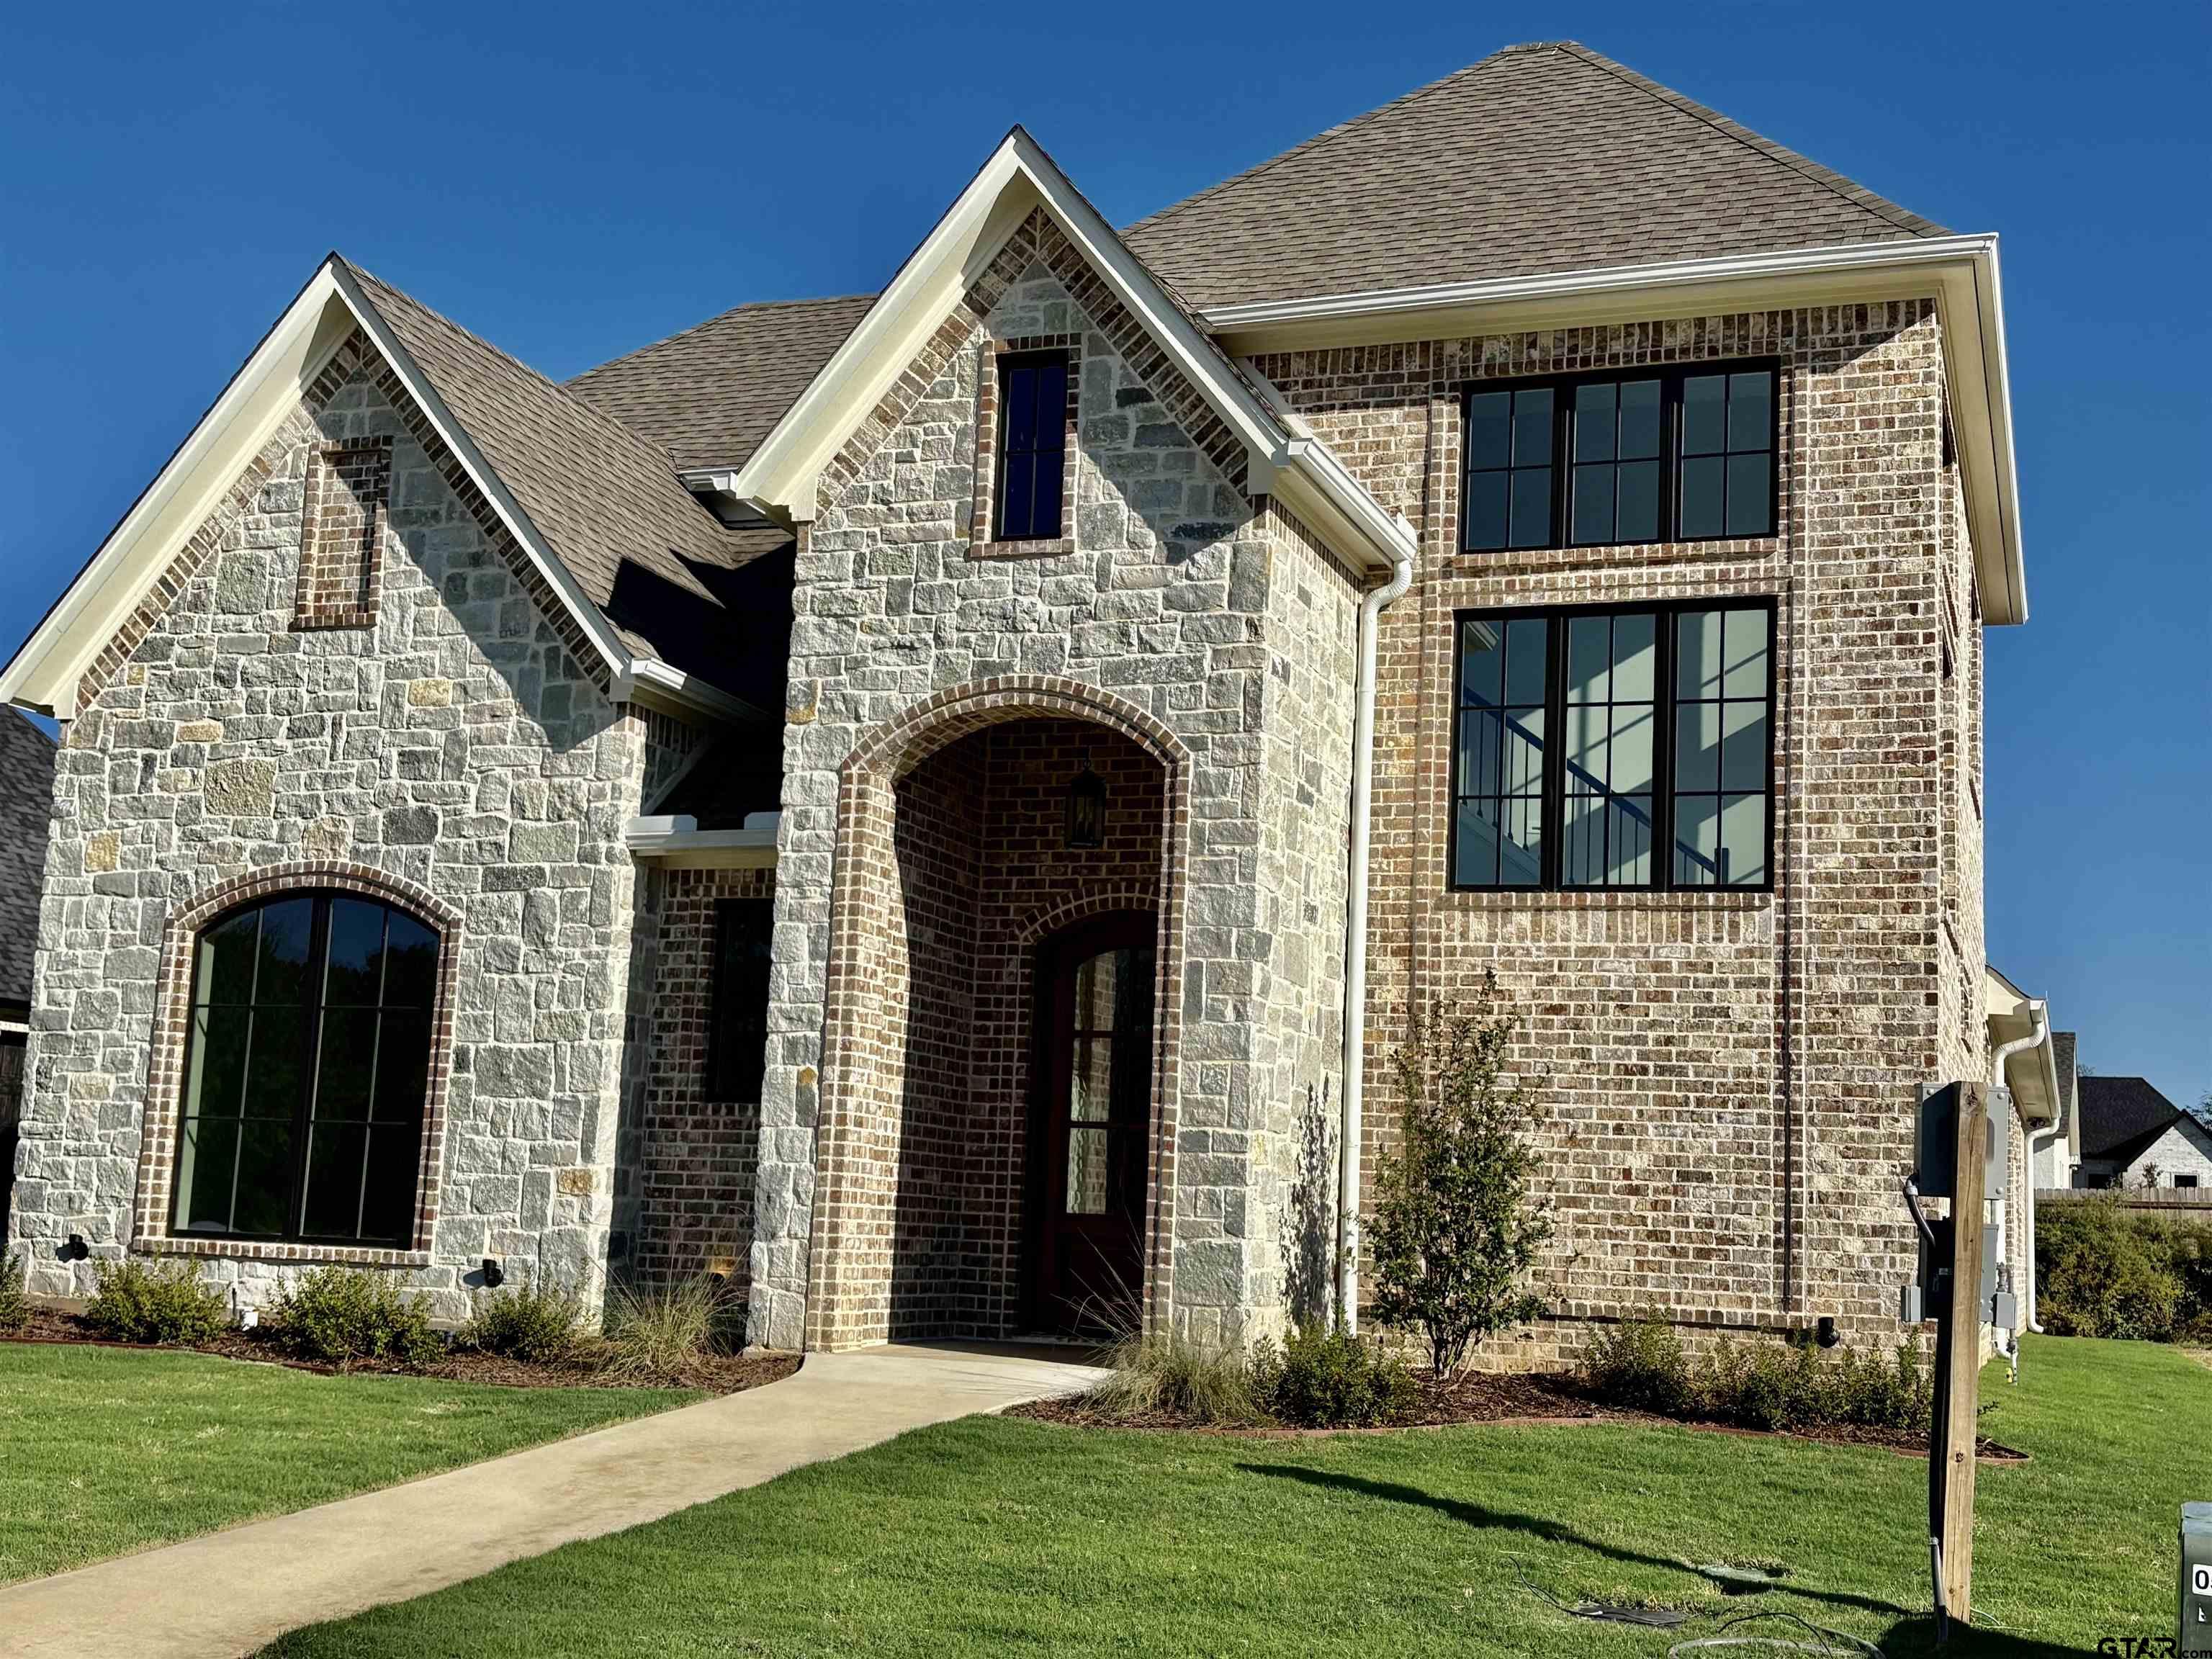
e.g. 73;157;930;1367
1027;912;1156;1335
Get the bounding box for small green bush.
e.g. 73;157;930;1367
2036;1197;2203;1341
460;1280;590;1364
601;1275;738;1381
1252;1326;1421;1427
1583;1315;1930;1434
0;1250;30;1334
1580;1315;1691;1414
84;1257;230;1345
269;1267;437;1367
1081;1333;1264;1426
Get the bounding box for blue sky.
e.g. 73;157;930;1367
3;3;2205;1107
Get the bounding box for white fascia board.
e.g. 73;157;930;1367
729;130;1408;573
611;657;771;727
325;262;632;677
1205;235;2027;625
1;264;354;716
621;814;778;869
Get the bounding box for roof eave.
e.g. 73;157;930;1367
1201;234;2027;626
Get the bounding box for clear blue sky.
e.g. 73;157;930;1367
4;3;2206;1107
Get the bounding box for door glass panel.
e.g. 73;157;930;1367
1066;1126;1109;1215
1070;1036;1111;1123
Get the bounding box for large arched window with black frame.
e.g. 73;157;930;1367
171;891;440;1246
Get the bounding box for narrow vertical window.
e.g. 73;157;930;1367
1677;371;1775;539
706;897;774;1102
1671;607;1772;886
994;351;1069;542
1561;611;1658;886
1462;385;1555;551
1453;616;1549;886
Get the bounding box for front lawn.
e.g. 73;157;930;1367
264;1334;2191;1657
0;1341;697;1583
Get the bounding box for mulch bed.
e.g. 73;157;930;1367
1012;1369;2030;1462
2;1307;799;1395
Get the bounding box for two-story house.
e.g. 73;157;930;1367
1;42;2030;1364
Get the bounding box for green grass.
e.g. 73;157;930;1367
259;1334;2193;1658
0;1342;697;1583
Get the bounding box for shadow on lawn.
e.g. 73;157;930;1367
1875;1617;2093;1658
1236;1465;1917;1622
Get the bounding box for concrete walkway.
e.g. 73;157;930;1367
0;1344;1104;1659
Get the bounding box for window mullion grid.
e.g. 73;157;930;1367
1550;392;1570;549
290;897;331;1241
1655;616;1678;892
1542;613;1566;890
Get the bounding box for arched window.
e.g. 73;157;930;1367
172;891;439;1246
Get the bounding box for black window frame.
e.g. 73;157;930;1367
992;349;1071;543
1448;597;1780;894
1459;360;1781;553
705;896;775;1105
168;890;439;1248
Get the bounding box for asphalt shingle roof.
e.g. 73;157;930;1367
0;711;55;1007
567;296;874;475
1121;40;1949;313
2076;1076;2189;1163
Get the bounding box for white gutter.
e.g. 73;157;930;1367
1988;997;2049;1372
622;813;780;869
1337;539;1416;1333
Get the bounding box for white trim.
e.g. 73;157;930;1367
1;257;641;718
0;1018;28;1036
612;657;772;726
729;130;1416;575
622;813;779;870
1202;235;2026;626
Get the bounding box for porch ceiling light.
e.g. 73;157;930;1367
1065;765;1107;850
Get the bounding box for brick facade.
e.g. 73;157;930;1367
1251;301;1979;1361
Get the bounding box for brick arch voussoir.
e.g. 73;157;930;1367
1013;883;1163;953
845;675;1188;785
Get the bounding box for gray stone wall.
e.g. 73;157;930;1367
749;253;1364;1349
10;340;647;1319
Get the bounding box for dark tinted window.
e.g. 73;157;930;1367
995;352;1069;541
173;893;439;1245
707;898;775;1103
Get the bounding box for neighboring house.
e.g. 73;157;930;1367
0;42;2029;1364
0;710;57;1244
2074;1077;2212;1190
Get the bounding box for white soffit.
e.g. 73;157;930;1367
1203;235;2027;626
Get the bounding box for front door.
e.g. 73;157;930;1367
1027;912;1156;1335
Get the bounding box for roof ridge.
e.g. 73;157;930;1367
1551;42;1946;239
570;292;876;387
1125;43;1543;236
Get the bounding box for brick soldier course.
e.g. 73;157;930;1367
3;42;2033;1363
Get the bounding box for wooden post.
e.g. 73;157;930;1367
1939;1081;1990;1624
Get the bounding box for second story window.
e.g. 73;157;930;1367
994;351;1069;542
1452;601;1775;892
1462;364;1778;552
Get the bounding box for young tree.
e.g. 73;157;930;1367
1368;974;1553;1377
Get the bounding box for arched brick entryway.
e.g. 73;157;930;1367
804;677;1190;1350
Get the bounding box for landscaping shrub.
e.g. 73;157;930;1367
1580;1314;1691;1414
269;1267;438;1367
84;1256;230;1345
2036;1197;2195;1341
1082;1333;1264;1425
1583;1314;1930;1434
601;1275;738;1381
1252;1325;1420;1427
0;1249;29;1334
460;1280;590;1364
1370;976;1553;1377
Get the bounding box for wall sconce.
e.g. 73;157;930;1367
481;1257;505;1289
1065;763;1106;850
63;1234;90;1262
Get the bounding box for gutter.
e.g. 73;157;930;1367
622;812;780;869
1337;539;1416;1333
1988;998;2050;1370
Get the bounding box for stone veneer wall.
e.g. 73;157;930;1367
10;331;647;1318
1254;302;1971;1362
748;215;1362;1351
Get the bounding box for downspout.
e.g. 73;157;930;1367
1987;999;2049;1374
1339;542;1416;1334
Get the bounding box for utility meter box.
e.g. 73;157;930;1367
1915;1082;2011;1200
2184;1503;2212;1655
